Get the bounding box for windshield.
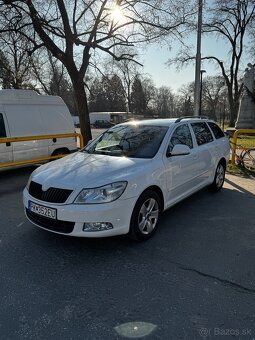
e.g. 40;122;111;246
82;124;169;158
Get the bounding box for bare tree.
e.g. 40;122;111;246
112;57;142;113
202;75;226;121
142;77;156;115
0;31;34;89
202;0;255;126
176;82;194;116
169;0;255;126
0;0;193;143
154;86;174;118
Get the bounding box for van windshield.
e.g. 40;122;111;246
82;124;168;158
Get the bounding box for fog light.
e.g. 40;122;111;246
83;222;113;232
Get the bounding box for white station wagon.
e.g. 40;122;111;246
23;117;230;241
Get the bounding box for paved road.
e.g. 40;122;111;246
0;169;255;340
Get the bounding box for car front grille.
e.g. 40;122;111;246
28;181;72;203
26;209;75;234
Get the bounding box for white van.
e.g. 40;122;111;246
0;90;77;168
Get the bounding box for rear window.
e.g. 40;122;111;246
0;113;7;138
191;122;214;146
208;122;225;139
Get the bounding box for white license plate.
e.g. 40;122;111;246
28;201;57;220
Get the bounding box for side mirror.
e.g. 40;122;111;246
167;144;191;157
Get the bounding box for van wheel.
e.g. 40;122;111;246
52;148;70;157
208;161;225;192
51;149;70;161
128;190;161;241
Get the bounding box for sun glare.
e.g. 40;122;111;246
110;5;125;24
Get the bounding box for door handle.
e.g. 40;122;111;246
53;138;57;143
6;142;11;147
193;154;198;160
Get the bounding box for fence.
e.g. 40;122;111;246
0;133;84;169
231;129;255;165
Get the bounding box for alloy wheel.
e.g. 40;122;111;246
215;164;225;188
138;198;159;235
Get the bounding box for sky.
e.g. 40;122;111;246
140;33;250;93
141;40;222;92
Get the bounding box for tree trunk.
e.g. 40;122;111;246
72;79;92;145
228;99;240;127
227;86;238;127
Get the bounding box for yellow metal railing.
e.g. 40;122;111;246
0;133;84;168
231;129;255;165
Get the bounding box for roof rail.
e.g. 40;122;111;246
175;115;209;123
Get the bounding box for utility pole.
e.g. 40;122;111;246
199;69;206;116
194;0;203;116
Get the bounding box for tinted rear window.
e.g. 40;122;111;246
208;122;225;139
191;122;214;146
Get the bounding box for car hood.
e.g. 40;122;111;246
31;151;149;189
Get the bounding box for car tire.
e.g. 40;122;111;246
128;190;161;241
208;160;226;192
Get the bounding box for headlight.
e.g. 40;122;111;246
74;181;127;204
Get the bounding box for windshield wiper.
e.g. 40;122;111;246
80;148;93;154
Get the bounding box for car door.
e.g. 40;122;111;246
163;123;201;206
190;122;215;183
0;112;13;165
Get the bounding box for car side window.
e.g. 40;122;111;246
191;122;214;146
0;113;7;138
208;122;225;139
168;124;193;152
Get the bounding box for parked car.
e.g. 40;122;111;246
23;117;230;241
0;90;77;168
93;120;114;128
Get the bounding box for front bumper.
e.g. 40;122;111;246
23;189;136;237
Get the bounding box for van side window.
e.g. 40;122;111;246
191;122;214;146
0;113;7;138
168;124;193;152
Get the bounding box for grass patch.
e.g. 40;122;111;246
234;136;255;149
